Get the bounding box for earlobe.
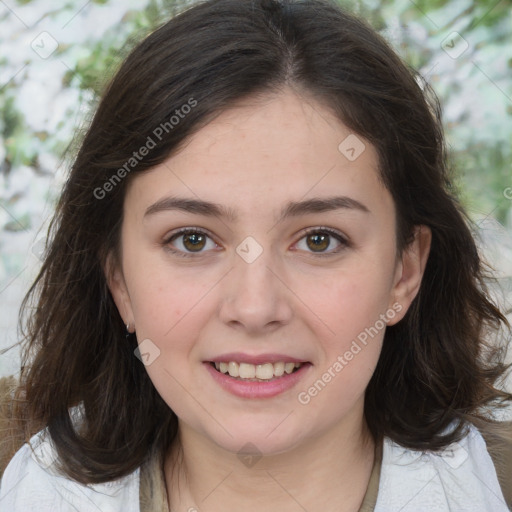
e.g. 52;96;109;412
388;225;432;325
104;252;135;329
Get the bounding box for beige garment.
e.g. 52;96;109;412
139;447;170;512
139;441;383;512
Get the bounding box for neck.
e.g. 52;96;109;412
164;410;376;512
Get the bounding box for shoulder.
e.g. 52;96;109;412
0;429;141;512
375;422;510;512
476;419;512;507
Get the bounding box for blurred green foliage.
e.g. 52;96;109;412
342;0;512;224
1;0;511;228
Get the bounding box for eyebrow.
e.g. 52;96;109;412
144;195;370;223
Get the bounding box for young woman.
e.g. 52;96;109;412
1;0;511;510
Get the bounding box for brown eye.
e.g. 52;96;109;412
295;228;348;256
182;232;206;252
166;229;217;256
306;233;330;252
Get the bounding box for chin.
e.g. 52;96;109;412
202;420;305;458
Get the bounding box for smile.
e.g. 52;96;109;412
211;361;303;381
205;359;312;399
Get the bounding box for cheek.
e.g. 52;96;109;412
125;252;218;344
301;265;394;348
295;273;388;415
125;262;221;418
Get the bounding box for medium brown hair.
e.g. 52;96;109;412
15;0;512;483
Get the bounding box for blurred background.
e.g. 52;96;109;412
0;0;511;382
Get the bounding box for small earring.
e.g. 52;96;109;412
125;322;134;338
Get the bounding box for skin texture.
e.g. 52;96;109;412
106;88;431;512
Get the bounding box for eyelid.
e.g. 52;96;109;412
299;226;348;242
163;226;216;243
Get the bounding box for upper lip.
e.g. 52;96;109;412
207;353;309;365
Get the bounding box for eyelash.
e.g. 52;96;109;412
162;226;350;259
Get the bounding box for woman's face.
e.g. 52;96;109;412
107;88;430;455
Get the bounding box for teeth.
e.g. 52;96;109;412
239;363;256;379
228;361;239;377
256;363;274;379
273;361;285;377
284;362;295;374
213;361;304;380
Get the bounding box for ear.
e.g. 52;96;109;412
104;252;135;332
387;225;432;326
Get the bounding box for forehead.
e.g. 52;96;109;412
125;88;393;221
169;90;363;173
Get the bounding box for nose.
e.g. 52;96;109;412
218;241;293;335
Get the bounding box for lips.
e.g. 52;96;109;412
204;359;312;398
203;352;311;397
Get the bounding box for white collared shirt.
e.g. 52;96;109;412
0;423;508;511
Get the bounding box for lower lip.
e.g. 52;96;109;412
204;362;312;399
